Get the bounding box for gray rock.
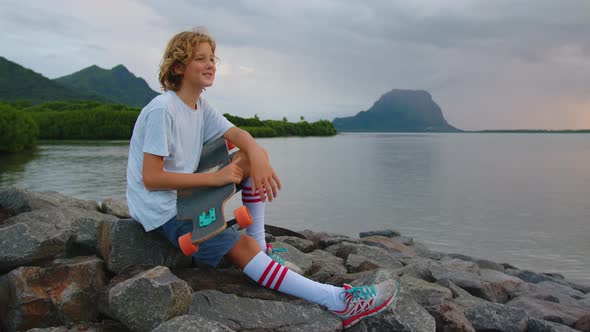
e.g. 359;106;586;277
509;282;584;307
350;286;436;332
152;315;235;332
265;224;306;239
506;296;588;326
475;258;506;272
411;241;446;260
320;235;359;249
564;280;590;294
97;218;191;274
464;302;529;332
307;249;347;283
325;242;403;271
435;279;487;309
528;318;580;332
425;302;475;332
24;320;128;332
300;229;330;245
536;280;586;299
399;274;453;307
275;235;318;253
189;290;341;331
574;314;590;332
359;229;401;238
396;258;435;282
268;241;313;274
100;198;130;218
0;187;99;214
0;208;117;273
264;232;276;243
345;253;381;273
359;235;416;256
107;266;192;332
517;270;559;284
0;256;106;332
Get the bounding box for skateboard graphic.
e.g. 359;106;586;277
176;136;253;256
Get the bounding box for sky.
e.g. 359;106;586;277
1;0;589;130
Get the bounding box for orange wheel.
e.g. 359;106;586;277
234;206;253;228
178;233;199;256
226;139;236;150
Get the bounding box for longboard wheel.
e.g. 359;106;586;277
234;206;253;228
226;139;236;150
178;233;199;256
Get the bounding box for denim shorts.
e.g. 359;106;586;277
156;215;242;267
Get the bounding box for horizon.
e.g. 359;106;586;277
1;1;589;130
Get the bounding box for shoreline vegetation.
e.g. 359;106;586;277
0;100;337;153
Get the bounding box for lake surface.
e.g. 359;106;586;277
1;133;589;283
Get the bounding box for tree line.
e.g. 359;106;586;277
0;100;336;152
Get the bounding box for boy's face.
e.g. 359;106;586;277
180;42;216;90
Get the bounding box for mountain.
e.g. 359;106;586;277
0;56;104;104
332;89;460;132
54;64;158;106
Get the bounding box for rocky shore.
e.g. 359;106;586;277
0;187;589;332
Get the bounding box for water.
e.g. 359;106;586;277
1;133;589;283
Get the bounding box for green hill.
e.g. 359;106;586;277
333;89;460;132
54;64;158;107
0;56;104;104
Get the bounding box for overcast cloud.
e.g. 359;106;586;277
1;0;589;129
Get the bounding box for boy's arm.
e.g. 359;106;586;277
223;127;281;201
142;152;242;191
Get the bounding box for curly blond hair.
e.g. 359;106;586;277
159;28;217;91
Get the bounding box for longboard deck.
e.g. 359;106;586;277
176;136;236;243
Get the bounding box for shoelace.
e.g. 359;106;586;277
339;285;377;302
268;247;288;265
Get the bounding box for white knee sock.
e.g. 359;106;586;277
243;252;346;311
242;177;267;251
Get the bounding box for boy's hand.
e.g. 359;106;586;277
250;148;281;202
214;163;243;186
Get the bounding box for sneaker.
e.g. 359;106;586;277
331;279;400;329
266;244;304;275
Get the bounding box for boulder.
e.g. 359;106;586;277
100;198;130;218
425;302;475;332
359;235;416;256
359;229;401;238
325;242;403;270
506;296;588;326
265;224;306;238
528;318;580;332
574;314;590;332
97;218;191;274
464;302;529;332
0;208;117;273
275;235;318;253
106;266;192;332
300;229;330;245
306;249;347;283
0;187;99;214
0;256;106;332
399;274;453;307
345;253;381;273
189;290;341;331
152;315;235;332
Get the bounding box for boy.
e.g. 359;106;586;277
126;28;399;328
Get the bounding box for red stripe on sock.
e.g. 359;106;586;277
273;266;289;290
265;264;282;288
258;260;276;285
241;192;261;197
242;198;263;203
242;186;266;193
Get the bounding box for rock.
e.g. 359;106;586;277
268;241;313;274
359;229;401;238
575;314;590;332
265;224;306;239
516;270;559;284
349;284;436;332
429;259;525;303
97;218;191;274
325;242;403;270
509;282;584;307
300;229;330;245
425;302;475;332
100;198;130;218
396;258;436;282
325;271;377;287
399;274;453;307
0;256;106;332
536;280;586;299
189;290;341;331
152;315;235;332
0;187;99;214
320;235;359;249
106;266;192;332
275;235;318;253
464;302;529;332
565;280;590;294
173;266;296;302
24;320;128;332
359;235;416;256
264;232;276;243
528;318;580;332
475;258;506;272
506;296;588;326
306;250;347;283
0;208;117;273
435;279;487;309
345;254;381;273
411;241;446;260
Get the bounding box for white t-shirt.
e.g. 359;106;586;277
126;90;234;231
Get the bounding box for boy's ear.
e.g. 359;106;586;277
173;62;185;75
